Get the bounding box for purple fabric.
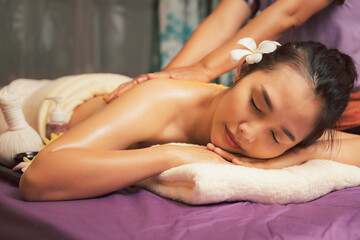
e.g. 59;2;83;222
1;178;360;240
260;0;360;88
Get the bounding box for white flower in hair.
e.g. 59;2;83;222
230;37;281;64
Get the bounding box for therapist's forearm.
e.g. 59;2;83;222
199;0;334;80
165;0;251;70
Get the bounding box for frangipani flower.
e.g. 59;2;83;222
12;157;32;173
42;132;64;148
230;37;281;64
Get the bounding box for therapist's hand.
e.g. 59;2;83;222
148;63;211;83
103;74;149;103
103;63;212;103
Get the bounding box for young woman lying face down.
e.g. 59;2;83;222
20;42;358;201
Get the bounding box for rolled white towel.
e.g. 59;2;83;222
137;156;360;205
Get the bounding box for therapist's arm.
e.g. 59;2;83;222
152;0;334;82
164;0;251;70
104;0;333;102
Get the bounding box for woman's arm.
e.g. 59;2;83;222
313;131;360;167
20;80;174;201
21;145;228;201
20;146;175;201
164;0;251;70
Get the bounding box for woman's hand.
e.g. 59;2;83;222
207;143;271;169
160;144;233;168
207;143;315;169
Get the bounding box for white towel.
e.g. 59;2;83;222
6;73;131;139
137;159;360;205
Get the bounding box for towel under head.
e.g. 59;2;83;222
137;158;360;205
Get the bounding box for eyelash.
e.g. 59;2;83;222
250;96;279;144
271;131;279;144
250;97;262;113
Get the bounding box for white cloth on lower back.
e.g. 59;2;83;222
0;73;131;139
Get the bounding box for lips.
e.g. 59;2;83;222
224;125;243;150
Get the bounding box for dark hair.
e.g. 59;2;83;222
236;41;358;147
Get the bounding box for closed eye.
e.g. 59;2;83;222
271;130;279;144
250;96;262;113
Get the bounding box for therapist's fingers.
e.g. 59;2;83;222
103;73;153;103
103;83;127;103
103;81;136;103
147;72;172;79
133;74;149;83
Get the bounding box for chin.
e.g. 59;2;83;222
210;130;225;149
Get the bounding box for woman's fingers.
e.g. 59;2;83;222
207;143;273;168
207;144;254;166
231;158;245;165
213;147;235;161
206;143;215;150
207;144;234;160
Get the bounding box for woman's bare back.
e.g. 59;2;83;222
66;79;224;149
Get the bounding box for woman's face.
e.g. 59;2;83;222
211;67;322;159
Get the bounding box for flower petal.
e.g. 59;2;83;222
230;49;252;61
236;37;257;51
23;157;33;163
257;40;281;54
12;162;31;172
246;53;263;64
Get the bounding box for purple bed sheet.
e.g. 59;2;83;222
0;178;360;240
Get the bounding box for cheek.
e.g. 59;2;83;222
210;108;232;148
218;92;247;120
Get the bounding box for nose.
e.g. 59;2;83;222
238;122;262;143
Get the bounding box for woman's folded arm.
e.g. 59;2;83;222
314;131;360;167
19;79;177;201
19;146;175;201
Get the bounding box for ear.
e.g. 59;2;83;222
233;63;249;84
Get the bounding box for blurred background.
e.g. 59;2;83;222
0;0;233;87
